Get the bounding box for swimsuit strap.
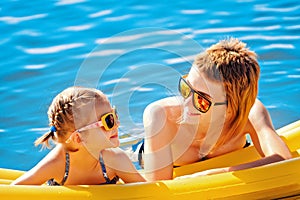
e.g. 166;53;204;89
60;152;70;185
243;139;251;148
47;152;70;186
138;141;144;167
99;153;112;183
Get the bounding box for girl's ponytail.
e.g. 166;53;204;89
34;126;56;149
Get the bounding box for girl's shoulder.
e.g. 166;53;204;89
44;144;66;163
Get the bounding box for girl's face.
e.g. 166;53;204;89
181;66;227;125
95;102;120;148
74;95;120;159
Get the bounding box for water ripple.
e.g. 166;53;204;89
213;11;231;16
95;29;199;46
194;25;281;34
261;43;295;50
89;10;113;18
19;43;85;54
252;17;277;22
283;16;300;21
15;30;42;37
104;14;135;22
286;25;300;30
103;78;130;86
88;49;125;57
24;64;47;70
240;35;300;41
164;55;196;65
55;0;86;6
130;86;154;92
254;4;300;12
0;14;47;24
95;33;148;44
62;24;94;31
141;41;183;48
1;0;300;170
180;10;206;15
287;75;300;78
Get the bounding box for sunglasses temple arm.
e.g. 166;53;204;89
78;121;104;132
214;101;228;106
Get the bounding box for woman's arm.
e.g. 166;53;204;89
224;99;293;173
248;99;292;160
143;101;174;181
176;99;292;179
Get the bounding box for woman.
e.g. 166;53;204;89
142;38;292;181
12;86;146;185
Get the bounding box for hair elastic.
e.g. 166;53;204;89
50;126;57;132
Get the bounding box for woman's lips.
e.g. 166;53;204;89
187;111;201;116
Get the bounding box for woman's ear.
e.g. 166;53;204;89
224;105;232;122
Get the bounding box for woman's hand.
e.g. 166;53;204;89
174;167;228;180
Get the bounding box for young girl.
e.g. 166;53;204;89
11;86;146;185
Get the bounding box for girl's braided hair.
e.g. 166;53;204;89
34;86;104;149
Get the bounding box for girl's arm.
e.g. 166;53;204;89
108;148;146;183
11;147;64;185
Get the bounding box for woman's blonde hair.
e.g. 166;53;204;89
194;38;260;146
35;86;105;149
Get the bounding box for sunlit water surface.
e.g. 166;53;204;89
0;0;299;170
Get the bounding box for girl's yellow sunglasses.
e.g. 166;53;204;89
75;107;119;133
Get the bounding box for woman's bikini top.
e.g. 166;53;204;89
47;152;119;186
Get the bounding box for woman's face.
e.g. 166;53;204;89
181;66;227;125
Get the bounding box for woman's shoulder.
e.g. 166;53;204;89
144;96;182;120
101;148;132;168
102;148;127;158
146;96;182;108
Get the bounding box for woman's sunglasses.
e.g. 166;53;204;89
178;75;227;113
76;107;119;133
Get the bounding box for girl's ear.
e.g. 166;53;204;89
65;133;73;144
65;132;81;144
74;132;82;143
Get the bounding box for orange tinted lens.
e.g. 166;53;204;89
193;93;211;112
179;78;191;98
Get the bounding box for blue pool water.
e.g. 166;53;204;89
0;0;299;171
